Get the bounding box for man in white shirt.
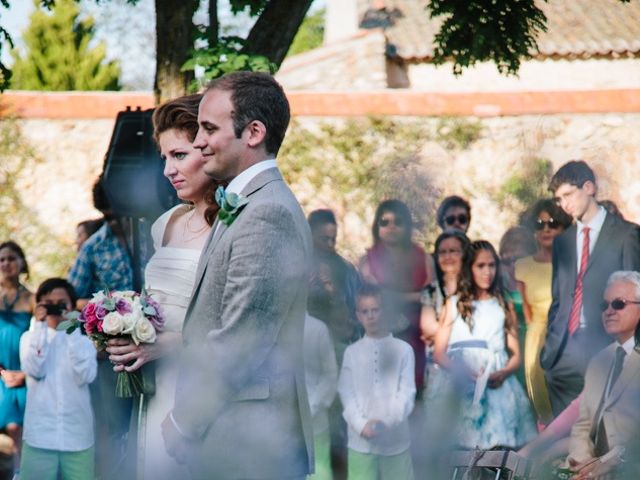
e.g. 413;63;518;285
542;160;640;416
568;271;640;479
19;278;97;480
338;283;415;480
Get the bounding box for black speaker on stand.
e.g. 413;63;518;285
101;106;179;291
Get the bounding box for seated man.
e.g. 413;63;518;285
567;271;640;479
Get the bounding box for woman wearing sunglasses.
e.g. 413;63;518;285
515;199;572;425
360;199;434;395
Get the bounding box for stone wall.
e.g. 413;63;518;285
8;111;640;280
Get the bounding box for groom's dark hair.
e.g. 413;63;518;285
205;72;290;156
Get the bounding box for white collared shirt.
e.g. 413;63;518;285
20;322;97;452
576;206;607;328
338;334;415;456
225;158;277;195
618;335;635;365
304;314;338;435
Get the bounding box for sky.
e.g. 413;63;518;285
1;0;326;90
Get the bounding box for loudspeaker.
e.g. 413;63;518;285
102;106;178;219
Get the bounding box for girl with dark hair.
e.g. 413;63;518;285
0;240;33;467
105;94;225;479
434;240;535;449
515;199;572;426
360;200;434;394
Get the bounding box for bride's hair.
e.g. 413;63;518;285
152;94;224;226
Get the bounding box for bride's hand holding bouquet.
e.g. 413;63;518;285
58;289;165;397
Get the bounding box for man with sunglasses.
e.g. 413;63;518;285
436;195;471;234
567;271;640;478
542;160;640;417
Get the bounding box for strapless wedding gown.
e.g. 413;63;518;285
136;204;202;479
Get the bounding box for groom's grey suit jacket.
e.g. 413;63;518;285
174;167;314;479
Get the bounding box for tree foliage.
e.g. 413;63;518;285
428;0;548;76
10;0;120;90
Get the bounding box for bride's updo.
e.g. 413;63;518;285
152;94;223;226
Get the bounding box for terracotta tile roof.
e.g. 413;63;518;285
358;0;640;61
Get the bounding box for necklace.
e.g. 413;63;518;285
1;284;25;312
182;209;208;243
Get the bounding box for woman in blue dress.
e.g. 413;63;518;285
433;240;536;449
0;241;33;458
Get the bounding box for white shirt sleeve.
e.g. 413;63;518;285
308;323;338;416
66;330;97;386
19;322;49;380
338;347;368;435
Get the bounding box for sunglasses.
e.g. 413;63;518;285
535;218;560;231
379;217;403;228
445;214;469;226
600;298;640;312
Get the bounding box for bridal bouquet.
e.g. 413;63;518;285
58;289;164;398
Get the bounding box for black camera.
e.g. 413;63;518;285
44;303;65;316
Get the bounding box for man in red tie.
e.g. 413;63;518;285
541;160;640;417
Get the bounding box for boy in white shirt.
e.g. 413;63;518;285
19;278;97;480
338;283;415;480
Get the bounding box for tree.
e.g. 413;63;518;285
10;0;120;90
287;7;324;57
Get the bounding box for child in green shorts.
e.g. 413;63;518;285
337;283;416;480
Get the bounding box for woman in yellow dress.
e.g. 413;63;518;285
515;200;572;425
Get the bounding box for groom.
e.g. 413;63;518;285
161;72;314;479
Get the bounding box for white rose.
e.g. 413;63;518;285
120;311;140;334
102;312;124;335
131;317;156;345
91;291;107;303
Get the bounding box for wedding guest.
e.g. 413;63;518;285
68;176;134;479
499;226;536;389
338;284;415;480
74;218;104;251
516;199;572;425
419;231;470;477
436;195;471;234
308;208;361;362
19;278;97;480
105;93;224;480
360;199;433;394
542;161;640;416
433;240;536;449
567;271;640;479
0;241;33;466
304;313;338;480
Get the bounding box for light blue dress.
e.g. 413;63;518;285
0;309;30;427
448;297;536;449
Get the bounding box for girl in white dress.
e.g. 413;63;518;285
106;94;224;479
433;240;536;450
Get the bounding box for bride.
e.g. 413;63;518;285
106;93;223;479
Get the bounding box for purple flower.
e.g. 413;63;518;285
115;298;133;315
144;296;165;331
95;305;108;320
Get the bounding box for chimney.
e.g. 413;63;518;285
324;0;359;45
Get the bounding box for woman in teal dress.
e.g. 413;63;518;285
0;241;33;457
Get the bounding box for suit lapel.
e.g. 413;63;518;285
605;348;640;408
186;167;283;314
585;212;613;273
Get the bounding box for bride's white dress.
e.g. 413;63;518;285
136;204;203;479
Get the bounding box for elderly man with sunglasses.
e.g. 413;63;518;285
566;270;640;479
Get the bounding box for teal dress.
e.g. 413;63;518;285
504;289;527;390
0;309;30;427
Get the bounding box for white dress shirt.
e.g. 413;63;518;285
226;159;277;195
576;206;607;328
338;334;415;456
304;314;338;435
20;322;97;451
